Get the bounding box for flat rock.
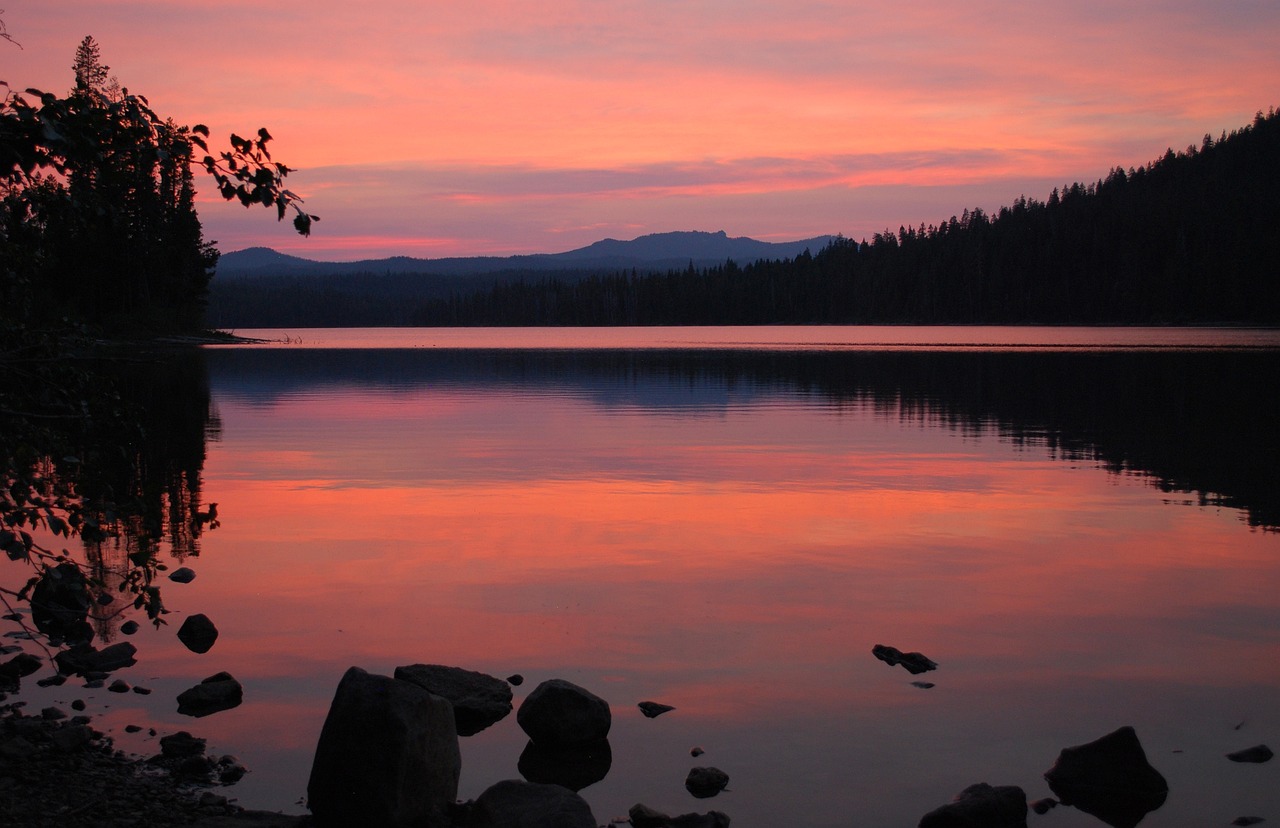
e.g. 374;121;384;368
168;567;197;583
638;701;676;718
872;644;937;674
1226;744;1273;763
54;642;138;676
918;782;1027;827
393;663;513;736
629;803;731;828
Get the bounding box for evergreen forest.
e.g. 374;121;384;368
210;108;1280;327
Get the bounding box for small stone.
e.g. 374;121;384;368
133;685;152;695
177;614;219;654
71;699;86;711
168;567;197;584
1031;797;1058;814
1226;744;1273;763
41;706;68;720
638;701;675;718
911;681;936;689
108;679;131;693
84;679;104;689
507;674;524;686
685;766;730;798
871;643;938;674
177;672;243;717
125;724;143;733
36;675;66;687
691;746;705;757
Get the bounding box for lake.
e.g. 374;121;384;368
7;326;1280;827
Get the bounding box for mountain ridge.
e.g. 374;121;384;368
217;230;836;278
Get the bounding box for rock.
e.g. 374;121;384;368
108;679;131;693
71;699;86;711
911;681;936;689
168;567;197;583
1030;797;1058;814
872;644;938;674
628;803;731;828
41;706;67;720
53;641;137;676
691;746;705;757
393;663;513;736
177;613;219;654
517;738;612;791
35;674;66;687
133;685;152;695
1226;744;1273;763
307;666;460;828
468;779;596;828
125;724;143;733
639;701;676;718
918;783;1027;827
685;766;730;798
1044;726;1167;828
177;671;243;717
507;674;524;686
159;730;207;758
0;652;42;680
517;678;611;747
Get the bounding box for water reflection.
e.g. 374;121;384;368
206;347;1280;530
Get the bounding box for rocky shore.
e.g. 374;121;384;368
0;702;304;828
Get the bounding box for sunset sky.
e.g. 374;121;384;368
4;1;1278;260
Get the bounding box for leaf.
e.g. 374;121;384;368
192;124;210;136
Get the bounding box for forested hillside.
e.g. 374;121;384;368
211;108;1280;327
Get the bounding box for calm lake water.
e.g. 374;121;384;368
10;326;1280;827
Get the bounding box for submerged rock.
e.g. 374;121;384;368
685;766;730;799
394;663;513;736
918;782;1027;828
1044;726;1167;828
468;779;596;828
517;737;612;791
872;644;938;674
629;802;731;828
307;666;459;828
177;671;243;717
517;678;611;747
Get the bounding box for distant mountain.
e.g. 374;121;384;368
216;230;835;278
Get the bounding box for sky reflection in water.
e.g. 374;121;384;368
26;335;1278;828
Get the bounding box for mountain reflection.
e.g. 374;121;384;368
205;347;1280;531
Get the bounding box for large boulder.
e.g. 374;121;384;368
307;666;460;828
394;663;513;736
918;783;1027;827
516;679;611;747
467;779;596;828
1044;726;1167;828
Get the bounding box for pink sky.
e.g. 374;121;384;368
4;1;1278;259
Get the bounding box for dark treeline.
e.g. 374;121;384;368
395;108;1279;326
